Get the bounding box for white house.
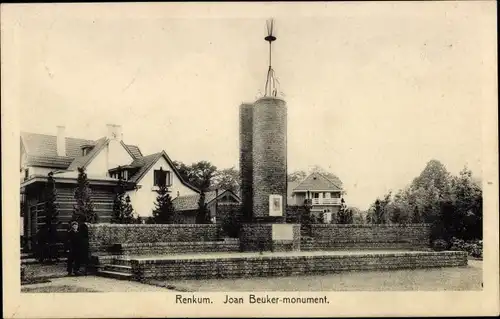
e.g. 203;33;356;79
20;124;200;235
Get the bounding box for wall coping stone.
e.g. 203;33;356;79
310;224;431;228
132;250;467;264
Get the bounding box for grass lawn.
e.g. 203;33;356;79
148;261;482;292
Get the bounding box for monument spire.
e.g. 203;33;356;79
264;18;279;97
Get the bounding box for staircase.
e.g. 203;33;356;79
97;257;134;281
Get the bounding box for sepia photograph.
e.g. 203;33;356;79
2;1;498;318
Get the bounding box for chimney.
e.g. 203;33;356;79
106;124;123;141
56;126;66;156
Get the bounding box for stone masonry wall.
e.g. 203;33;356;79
113;241;240;255
88;224;220;252
239;103;254;222
252;97;287;219
305;224;432;250
131;251;468;281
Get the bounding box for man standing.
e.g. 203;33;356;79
66;221;82;276
78;222;90;275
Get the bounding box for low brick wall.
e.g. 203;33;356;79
88;224;221;252
112;240;240;255
130;250;468;281
308;224;431;250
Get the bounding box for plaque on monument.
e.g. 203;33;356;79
269;194;283;216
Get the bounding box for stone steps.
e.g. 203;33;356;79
104;264;132;273
97;269;133;281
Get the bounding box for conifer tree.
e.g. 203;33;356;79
111;172;126;223
40;172;60;261
411;205;422;223
123;195;135;224
73;167;97;223
152;168;176;224
336;198;353;224
196;190;211;224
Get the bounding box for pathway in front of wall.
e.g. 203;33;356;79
22;275;169;293
148;260;483;292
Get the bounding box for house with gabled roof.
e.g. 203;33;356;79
20;124;199;249
289;172;345;223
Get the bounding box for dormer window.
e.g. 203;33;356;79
81;144;94;156
109;166;131;181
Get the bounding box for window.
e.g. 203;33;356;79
313;193;319;199
154;169;172;187
24;169;29;180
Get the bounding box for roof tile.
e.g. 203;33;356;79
293;172;342;192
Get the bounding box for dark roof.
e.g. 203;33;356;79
124;143;142;158
25;155;74;169
293;172;342;192
67;137;108;171
21;132;142;169
128;152;163;183
172;190;241;211
128;151;200;193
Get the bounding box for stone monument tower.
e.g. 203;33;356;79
239;19;300;252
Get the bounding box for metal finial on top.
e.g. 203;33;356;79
264;19;279;97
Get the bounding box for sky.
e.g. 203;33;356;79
3;2;496;210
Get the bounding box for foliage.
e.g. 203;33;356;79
300;203;314;235
196;191;211;224
336;198;353;224
288;170;307;183
111;173;126;223
212;167;240;194
411;205;422;223
122;195;135;224
220;206;241;238
431;239;448;251
450;237;482;258
173;160;217;191
73;167;97;223
349;206;365;224
366;160;482;243
152;168;176;224
37;172;60;261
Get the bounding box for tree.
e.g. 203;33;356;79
411;205;422;223
196;191;211;224
288;170;307;183
111;173;126;224
412;159;452;196
212;167;240;194
300;203;314;236
173;160;217;191
122;195;135;224
349;206;365;224
39;172;60;262
370;199;384;224
336;198;353;224
73;167;97;223
152;168;176;224
449;167;482;240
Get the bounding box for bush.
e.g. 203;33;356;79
432;239;448;251
450;237;483;258
221;212;240;238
